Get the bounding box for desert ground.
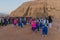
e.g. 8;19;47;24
0;19;60;40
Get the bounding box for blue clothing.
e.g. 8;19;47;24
32;27;36;31
36;19;40;31
40;19;43;28
36;22;40;31
40;22;43;29
42;25;48;35
23;18;27;25
23;20;27;25
18;22;22;28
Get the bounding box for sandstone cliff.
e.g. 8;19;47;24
10;0;60;19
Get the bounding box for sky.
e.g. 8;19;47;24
0;0;32;14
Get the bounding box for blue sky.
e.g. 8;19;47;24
0;0;31;14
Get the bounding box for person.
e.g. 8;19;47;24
8;17;12;24
42;24;48;37
36;18;40;31
31;19;36;32
48;16;53;28
0;17;1;26
43;17;49;27
8;17;10;24
13;18;18;27
1;17;4;26
23;17;27;25
18;18;23;28
41;17;48;37
29;18;33;24
4;17;8;26
40;18;43;29
6;18;9;25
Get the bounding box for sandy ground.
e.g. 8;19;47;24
0;19;60;40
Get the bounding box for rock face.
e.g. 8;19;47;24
46;0;60;19
10;0;60;18
10;0;48;18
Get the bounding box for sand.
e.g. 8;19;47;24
0;19;60;40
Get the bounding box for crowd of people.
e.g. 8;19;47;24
0;16;53;37
30;16;53;37
0;17;28;27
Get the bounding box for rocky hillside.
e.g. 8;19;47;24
10;0;60;19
